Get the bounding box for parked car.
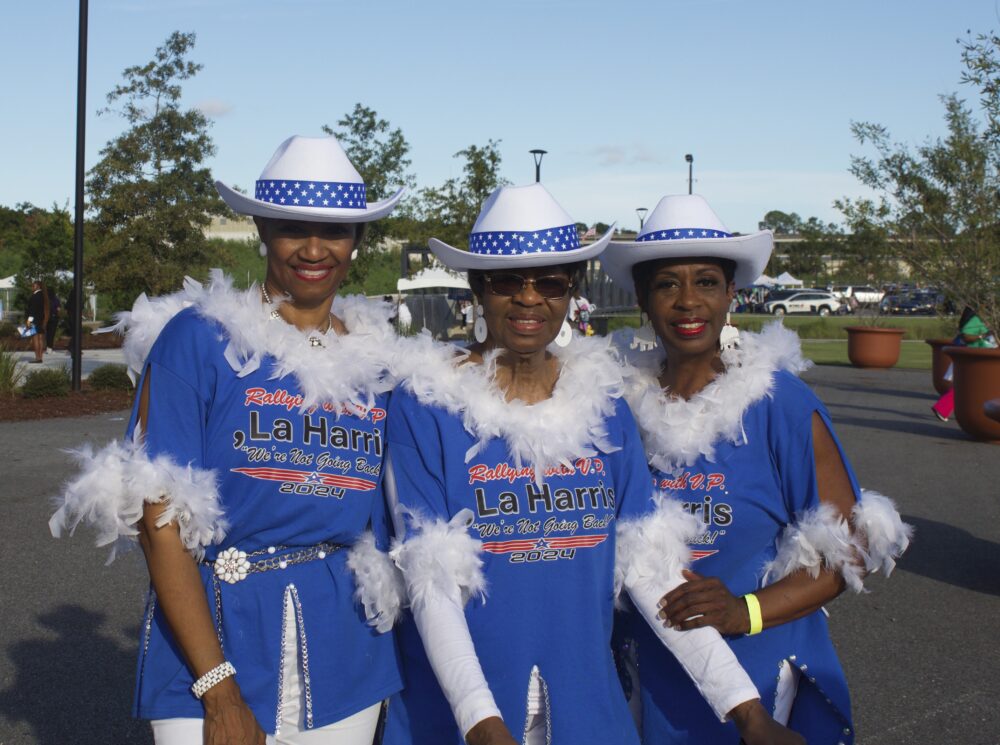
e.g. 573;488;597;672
883;291;939;315
764;291;844;316
832;285;884;305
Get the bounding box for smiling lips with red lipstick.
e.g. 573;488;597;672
292;262;336;283
672;317;709;338
507;312;547;335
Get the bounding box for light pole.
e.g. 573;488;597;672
685;153;693;195
636;207;648;233
530;149;547;182
71;0;89;391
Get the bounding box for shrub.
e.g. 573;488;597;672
88;363;133;391
21;366;71;398
0;344;25;396
0;321;19;339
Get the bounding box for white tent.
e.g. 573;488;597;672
753;274;776;287
397;266;470;293
775;271;803;287
0;275;15;290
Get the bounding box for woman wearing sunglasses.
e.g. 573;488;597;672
381;184;802;745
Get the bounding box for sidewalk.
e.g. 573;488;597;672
12;348;127;380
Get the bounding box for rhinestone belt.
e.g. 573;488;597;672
207;542;344;585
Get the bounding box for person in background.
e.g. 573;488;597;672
931;307;997;422
602;194;912;745
25;280;49;363
45;284;61;352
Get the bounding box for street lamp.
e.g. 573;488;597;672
636;207;648;232
685;153;693;195
530;149;547;182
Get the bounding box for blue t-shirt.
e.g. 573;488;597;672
628;371;856;744
383;387;653;745
127;308;401;731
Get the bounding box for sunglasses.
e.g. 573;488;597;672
484;273;574;299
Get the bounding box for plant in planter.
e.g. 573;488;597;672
833;198;906;367
842;31;1000;437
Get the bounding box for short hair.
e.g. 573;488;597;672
631;257;736;309
468;260;586;300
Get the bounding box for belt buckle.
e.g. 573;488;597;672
214;547;251;584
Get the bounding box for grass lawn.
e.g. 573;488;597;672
799;340;931;369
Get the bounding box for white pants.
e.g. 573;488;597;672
152;592;381;745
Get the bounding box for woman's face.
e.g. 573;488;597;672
479;266;574;355
639;259;735;359
255;217;356;307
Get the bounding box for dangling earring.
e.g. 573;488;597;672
719;311;740;352
555;319;573;347
258;241;267;257
473;303;488;343
631;312;657;352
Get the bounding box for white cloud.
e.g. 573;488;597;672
196;99;233;118
585;143;666;168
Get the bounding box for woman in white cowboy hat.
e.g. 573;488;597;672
381;184;801;745
601;194;912;745
51;135;407;745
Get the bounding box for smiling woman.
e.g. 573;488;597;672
382;184;802;745
50;135;409;745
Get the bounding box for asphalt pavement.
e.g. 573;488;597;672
0;363;997;744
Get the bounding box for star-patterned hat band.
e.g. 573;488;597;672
254;179;367;209
468;223;581;256
636;227;733;242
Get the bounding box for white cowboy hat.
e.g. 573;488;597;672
215;135;405;223
601;194;773;290
428;183;615;271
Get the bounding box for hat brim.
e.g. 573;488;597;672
601;231;773;291
428;226;616;271
215;181;405;223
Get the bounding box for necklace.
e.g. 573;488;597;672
261;284;334;348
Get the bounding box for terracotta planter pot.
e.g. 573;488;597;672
925;338;955;395
945;346;1000;442
845;326;905;368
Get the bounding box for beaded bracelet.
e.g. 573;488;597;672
743;593;763;636
191;661;237;699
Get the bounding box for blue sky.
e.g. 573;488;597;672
2;0;998;234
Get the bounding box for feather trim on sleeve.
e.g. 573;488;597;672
346;531;406;633
390;508;487;610
48;436;226;563
851;490;912;577
762;502;865;593
614;495;705;608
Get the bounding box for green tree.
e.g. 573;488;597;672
87;31;226;310
322;104;414;290
410;140;509;249
759;210;802;234
843;32;1000;332
0;203;75;311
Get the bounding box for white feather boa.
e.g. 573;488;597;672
346;531;406;633
622;322;810;475
108;269;397;410
391;508;487;610
392;332;625;476
49;434;227;562
614;495;704;607
762;489;912;592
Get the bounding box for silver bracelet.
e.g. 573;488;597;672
191;660;236;699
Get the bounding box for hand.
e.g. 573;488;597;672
730;699;805;745
465;716;519;745
202;678;266;745
657;570;751;635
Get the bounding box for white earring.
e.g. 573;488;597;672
259;241;267;257
719;311;740;352
631;312;657;351
473;303;488;343
555;319;573;347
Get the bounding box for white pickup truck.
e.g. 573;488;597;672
832;285;884;305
